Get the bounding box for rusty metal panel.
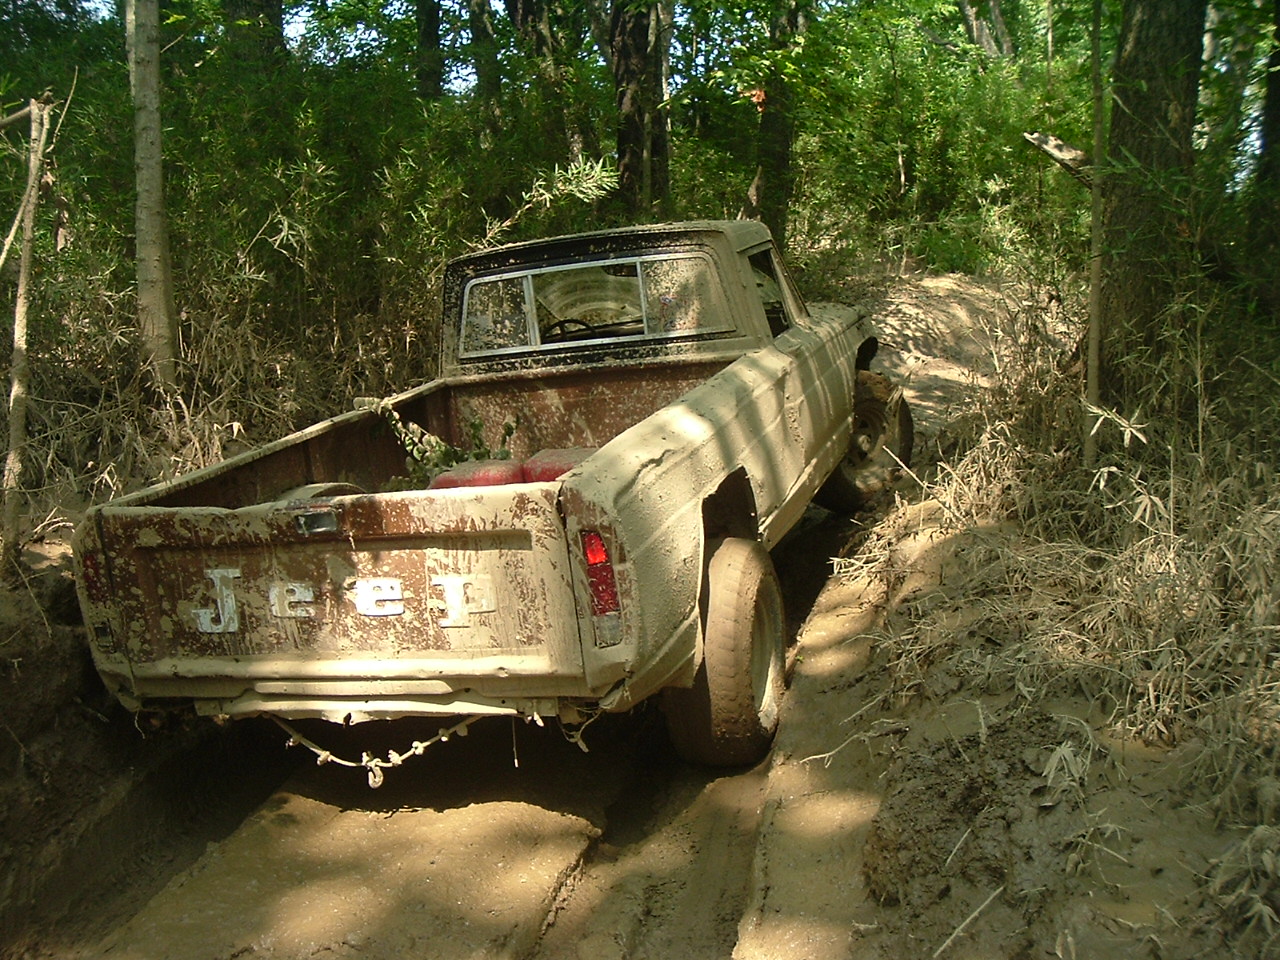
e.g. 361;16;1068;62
93;484;584;685
121;380;462;512
442;362;728;459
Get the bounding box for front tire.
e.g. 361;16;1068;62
663;538;786;766
816;370;914;513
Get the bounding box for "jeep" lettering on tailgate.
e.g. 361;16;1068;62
191;569;496;633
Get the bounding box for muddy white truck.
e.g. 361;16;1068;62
73;220;910;782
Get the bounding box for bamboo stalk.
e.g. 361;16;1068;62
3;99;53;578
1084;0;1105;469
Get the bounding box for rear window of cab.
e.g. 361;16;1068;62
460;253;734;359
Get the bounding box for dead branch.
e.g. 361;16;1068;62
918;21;962;53
1023;130;1092;188
0;92;55;131
0;105;32;130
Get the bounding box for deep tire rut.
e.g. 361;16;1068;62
529;746;771;960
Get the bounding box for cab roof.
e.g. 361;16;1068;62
445;220;775;276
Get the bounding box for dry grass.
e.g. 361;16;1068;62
5;254;441;531
0;163;608;535
837;277;1280;951
1208;824;1280;957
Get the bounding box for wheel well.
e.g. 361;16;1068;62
700;468;758;545
856;335;879;371
682;470;760;677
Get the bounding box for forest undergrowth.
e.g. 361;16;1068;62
840;272;1280;955
12;159;618;527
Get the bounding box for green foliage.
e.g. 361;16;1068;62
0;0;1272;533
669;136;751;220
478;158;620;247
780;3;1091;273
380;406;517;490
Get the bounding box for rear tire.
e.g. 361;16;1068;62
663;538;786;766
816;370;914;513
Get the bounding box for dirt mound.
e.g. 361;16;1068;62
0;544;292;957
865;711;1086;907
863;711;1089;953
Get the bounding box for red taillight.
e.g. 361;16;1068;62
581;531;620;615
582;530;608;566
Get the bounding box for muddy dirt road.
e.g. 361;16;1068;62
75;717;669;960
53;501;856;960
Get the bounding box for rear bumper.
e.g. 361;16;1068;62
95;652;604;724
194;691;581;725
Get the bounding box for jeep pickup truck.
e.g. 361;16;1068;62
73;220;911;780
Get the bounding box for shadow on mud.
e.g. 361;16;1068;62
283;506;857;823
282;706;670;824
5;715;298;959
772;504;869;634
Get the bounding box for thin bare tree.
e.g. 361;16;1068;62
2;98;54;578
127;0;179;390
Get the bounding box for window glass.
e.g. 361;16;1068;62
460;253;734;356
748;249;792;337
461;277;532;354
641;258;734;335
534;263;645;342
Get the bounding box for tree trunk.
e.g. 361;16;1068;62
1248;0;1280;307
1046;0;1054;94
1085;0;1103;468
1098;0;1207;400
612;2;648;213
417;0;445;101
127;0;178;390
2;99;53;580
988;0;1014;57
586;0;613;72
1255;1;1280;195
509;0;576;157
1249;0;1280;216
651;0;672;211
741;1;807;248
223;0;288;162
224;0;285;69
1200;4;1259;184
612;1;670;215
468;0;502;102
510;0;557;64
957;0;1013;57
742;78;795;246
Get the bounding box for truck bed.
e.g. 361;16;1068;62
138;358;728;510
75;356;729;722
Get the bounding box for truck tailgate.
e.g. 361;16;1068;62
78;483;588;709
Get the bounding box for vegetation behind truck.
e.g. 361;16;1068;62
72;221;911;783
